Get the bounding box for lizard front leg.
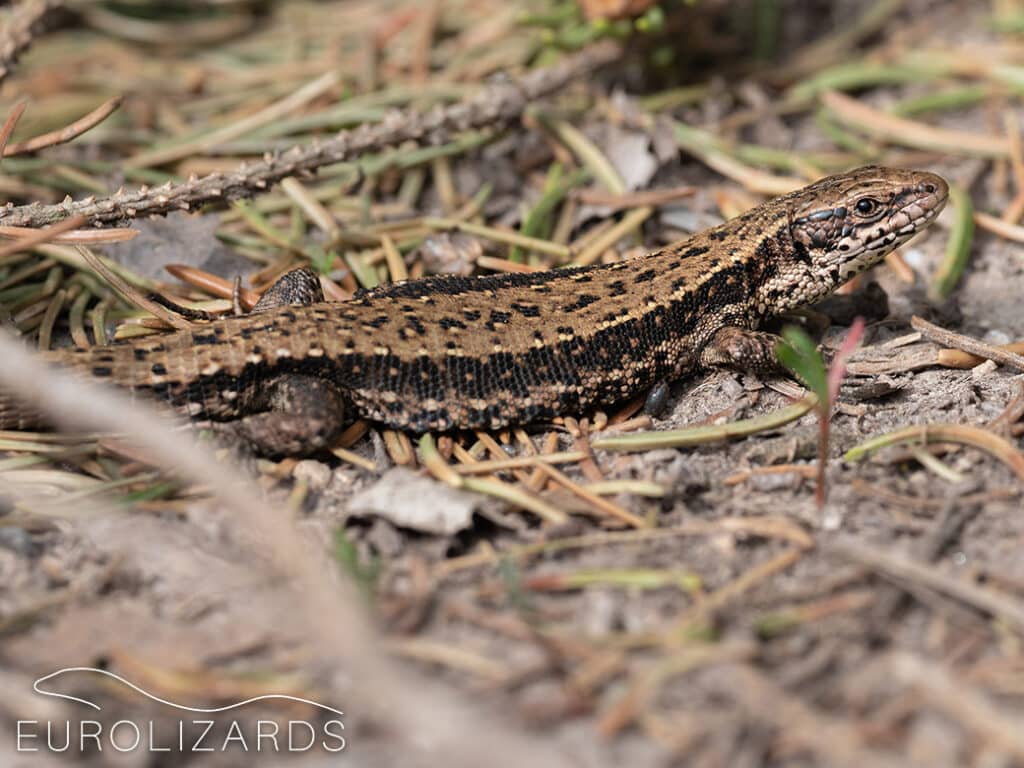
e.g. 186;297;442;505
698;326;783;374
648;327;781;417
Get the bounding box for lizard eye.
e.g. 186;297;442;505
854;197;881;216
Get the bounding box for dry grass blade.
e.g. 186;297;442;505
3;96;123;157
75;246;192;331
592;396;816;452
451;449;588;474
573;186;696;209
671;122;806;195
0;223;137;247
127;73;339;169
532;462;647;528
433;516;812;580
975;210;1024;242
164;264;261;310
420;434;568;524
543;118;624;195
387;636;509;683
845;423;1024;480
574;206;652;267
0;214;88;259
821;90;1011;157
461;475;569;525
0;100;27;157
424;217;571;259
677;547;807;632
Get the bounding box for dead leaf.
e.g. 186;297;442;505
348;467;482;535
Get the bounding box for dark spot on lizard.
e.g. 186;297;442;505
439;317;467;330
633;269;656;283
406;316;427;336
510;302;541;317
566;294;599;311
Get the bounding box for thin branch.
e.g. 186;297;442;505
0;41;621;228
0;0;67;86
75;245;192;330
912;315;1024;372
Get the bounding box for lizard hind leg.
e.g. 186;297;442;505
699;326;784;374
251;268;325;312
231;374;347;456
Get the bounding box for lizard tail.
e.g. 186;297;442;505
0;398;45;430
0;345;127;430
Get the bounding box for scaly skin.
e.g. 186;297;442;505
0;166;948;454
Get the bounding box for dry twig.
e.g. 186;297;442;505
0;42;620;228
912;315;1024;372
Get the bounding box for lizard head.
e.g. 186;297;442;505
759;166;948;312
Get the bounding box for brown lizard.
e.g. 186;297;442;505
0;166;948;455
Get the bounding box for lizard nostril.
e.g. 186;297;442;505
924;183;936;194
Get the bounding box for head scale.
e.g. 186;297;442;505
759;166;948;312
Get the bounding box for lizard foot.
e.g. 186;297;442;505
699;326;783;374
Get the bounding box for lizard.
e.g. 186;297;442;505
0;166;948;455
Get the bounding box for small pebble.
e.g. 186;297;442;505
821;503;844;531
39;555;69;587
292;459;332;491
971;359;998;380
0;527;34;557
982;329;1011;346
